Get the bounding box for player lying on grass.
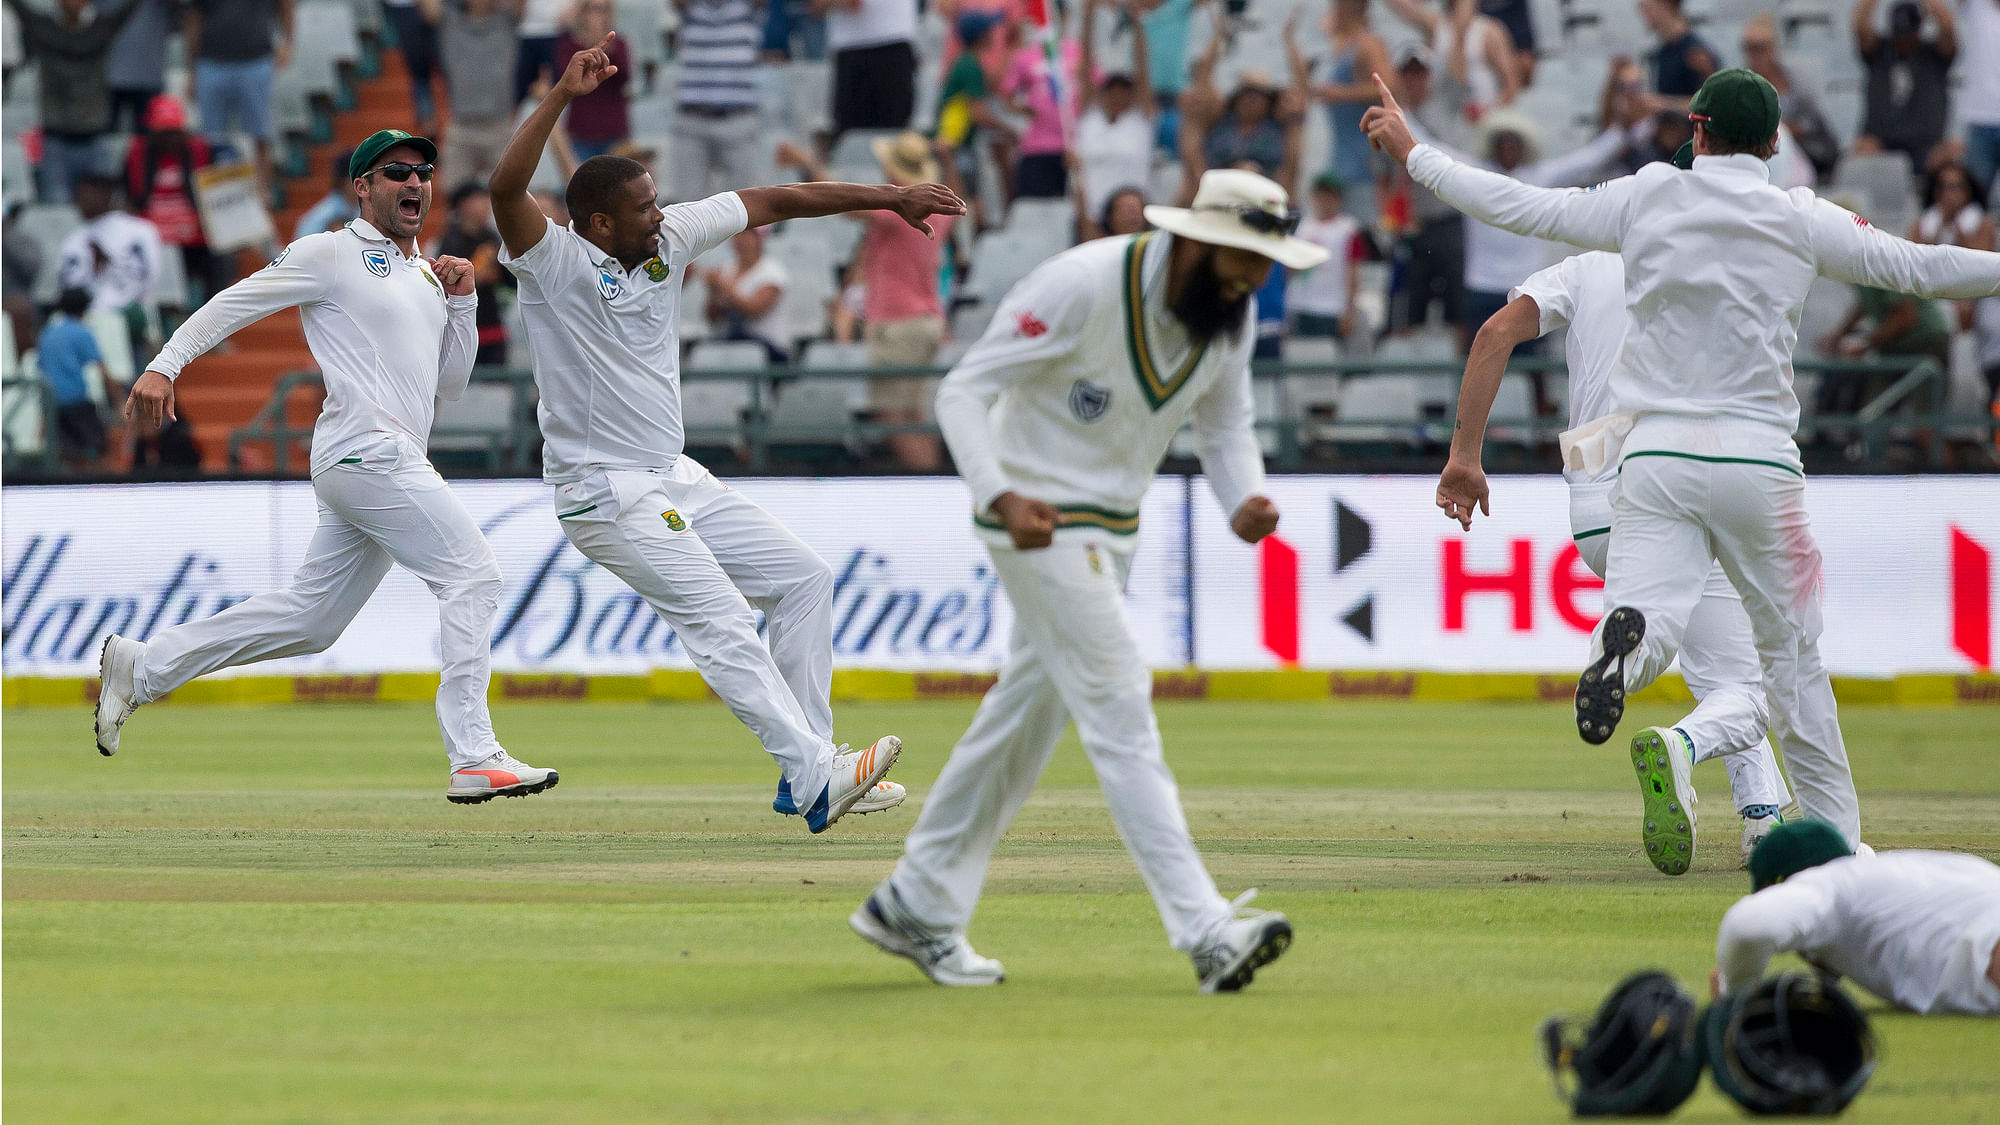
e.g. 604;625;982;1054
851;169;1321;992
489;35;965;832
1437;245;1802;875
1717;820;2000;1016
1365;68;2000;848
103;130;558;805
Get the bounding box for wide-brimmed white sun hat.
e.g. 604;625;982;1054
1142;169;1332;270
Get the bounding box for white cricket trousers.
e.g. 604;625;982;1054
551;457;837;801
888;538;1234;952
132;433;506;769
1592;452;1860;843
1571;481;1790;813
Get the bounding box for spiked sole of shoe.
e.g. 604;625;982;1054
1630;730;1694;876
446;772;560;804
1577;607;1646;745
1201;917;1294;994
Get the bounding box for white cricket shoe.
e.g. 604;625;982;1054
1738;806;1784;869
447;751;559;804
94;634;146;756
1191;889;1294;993
804;735;901;834
849;883;1005;986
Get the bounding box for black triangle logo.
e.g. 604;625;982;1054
1334;500;1372;574
1341;595;1374;642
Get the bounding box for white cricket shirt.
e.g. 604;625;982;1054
1717;850;2000;1015
935;230;1265;549
1511;250;1625;485
498;192;749;483
1408;145;2000;460
147;219;478;477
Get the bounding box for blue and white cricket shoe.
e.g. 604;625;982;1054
798;736;901;833
774;762;906;818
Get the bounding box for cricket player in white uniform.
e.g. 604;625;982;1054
1438;244;1800;874
1363;69;2000;847
850;170;1321;992
98;130;557;804
487;36;964;833
1715;820;2000;1016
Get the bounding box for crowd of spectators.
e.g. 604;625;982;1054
4;0;2000;472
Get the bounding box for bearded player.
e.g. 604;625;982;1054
851;169;1324;992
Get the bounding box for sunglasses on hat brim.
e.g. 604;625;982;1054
364;161;436;183
1197;203;1302;237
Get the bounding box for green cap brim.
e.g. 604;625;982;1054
1671;141;1695;170
350;129;439;180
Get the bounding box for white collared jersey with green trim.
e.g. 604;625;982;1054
147;219;478;477
935;230;1266;546
498;192;749;483
1408;145;2000;444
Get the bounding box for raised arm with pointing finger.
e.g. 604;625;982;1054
491;32;964;267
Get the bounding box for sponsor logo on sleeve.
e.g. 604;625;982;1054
598;269;622;301
362;248;391;277
1015;310;1048;338
269;247;290;268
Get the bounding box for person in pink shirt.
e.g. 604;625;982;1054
1003;31;1084;198
863;132;958;469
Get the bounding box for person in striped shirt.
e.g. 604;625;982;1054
672;0;764;202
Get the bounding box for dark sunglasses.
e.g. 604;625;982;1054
366;161;435;183
1200;203;1302;236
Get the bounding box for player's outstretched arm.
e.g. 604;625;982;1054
1714;881;1830;997
736;181;966;237
1439;293;1542;530
1810;196;2000;301
1363;73;1631;252
127;236;336;431
490;32;620;258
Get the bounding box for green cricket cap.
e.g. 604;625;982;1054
349;129;438;180
1688;68;1781;147
1671;141;1695;170
1748;819;1853;891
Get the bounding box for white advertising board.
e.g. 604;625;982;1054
1190;476;2000;676
4;476;1995;678
1;478;1189;677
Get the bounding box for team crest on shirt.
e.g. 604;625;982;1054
662;509;686;531
1086;544;1104;575
362;248;391;277
598;268;623;300
1068;379;1111;423
642;257;670;282
418;266;441;292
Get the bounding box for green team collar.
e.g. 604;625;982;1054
1123;231;1209;411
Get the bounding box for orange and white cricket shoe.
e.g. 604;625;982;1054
447;750;559;804
807;735;902;833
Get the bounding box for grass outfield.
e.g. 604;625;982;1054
5;699;1997;1123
